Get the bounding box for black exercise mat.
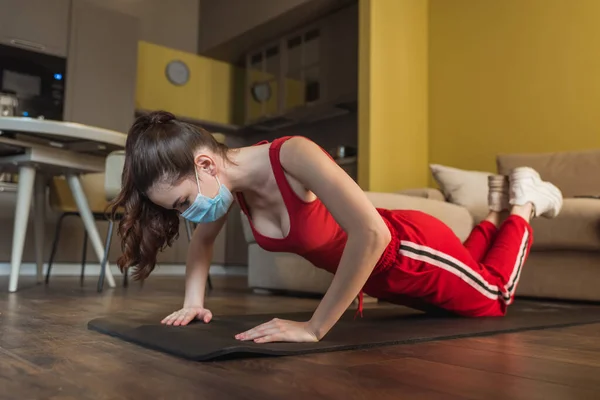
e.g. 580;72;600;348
88;300;600;361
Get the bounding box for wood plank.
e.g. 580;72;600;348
504;327;600;352
0;345;95;400
445;335;600;368
348;357;599;400
213;356;469;400
388;341;600;390
2;276;600;400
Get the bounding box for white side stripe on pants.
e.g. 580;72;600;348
504;229;530;304
399;235;529;304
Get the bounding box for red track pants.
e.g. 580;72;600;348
364;210;533;317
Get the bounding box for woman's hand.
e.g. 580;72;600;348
235;318;319;343
161;306;213;326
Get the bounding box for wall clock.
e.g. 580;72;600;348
251;81;272;103
165;60;190;86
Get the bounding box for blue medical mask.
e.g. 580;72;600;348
180;167;233;224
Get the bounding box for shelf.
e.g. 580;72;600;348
0;182;18;192
335;156;357;166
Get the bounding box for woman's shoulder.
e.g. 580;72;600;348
245;136;331;168
276;136;333;161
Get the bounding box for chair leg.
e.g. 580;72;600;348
207;271;213;290
97;219;114;293
184;219;194;241
45;213;68;284
80;230;88;286
185;220;213;290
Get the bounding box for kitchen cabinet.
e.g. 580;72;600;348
0;0;70;57
243;3;358;126
244;23;323;125
136;41;243;127
63;0;139;133
199;0;308;55
86;0;200;54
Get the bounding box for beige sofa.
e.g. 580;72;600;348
493;149;600;302
241;148;600;303
401;149;600;302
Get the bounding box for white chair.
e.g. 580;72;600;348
45;173;117;287
97;150;125;291
45;152;124;291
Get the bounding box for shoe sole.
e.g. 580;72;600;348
510;167;563;218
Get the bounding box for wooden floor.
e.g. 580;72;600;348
2;275;600;400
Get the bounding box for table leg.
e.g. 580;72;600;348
9;166;36;292
65;173;116;288
34;174;46;283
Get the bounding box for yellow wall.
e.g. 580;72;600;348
136;41;242;125
429;0;600;173
358;0;429;191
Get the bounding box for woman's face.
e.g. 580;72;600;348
147;171;220;214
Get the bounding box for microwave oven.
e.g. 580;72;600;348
0;43;66;120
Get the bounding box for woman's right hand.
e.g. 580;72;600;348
161;306;213;326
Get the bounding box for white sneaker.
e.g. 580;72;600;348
509;167;563;218
488;175;509;212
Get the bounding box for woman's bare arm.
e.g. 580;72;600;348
278;137;391;339
161;212;229;326
183;213;228;308
235;137;391;342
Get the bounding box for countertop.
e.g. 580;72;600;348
0;117;127;147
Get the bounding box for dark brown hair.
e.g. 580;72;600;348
107;110;232;280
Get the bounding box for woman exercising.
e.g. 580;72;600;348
108;111;562;344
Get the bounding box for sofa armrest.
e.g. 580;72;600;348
395;187;446;202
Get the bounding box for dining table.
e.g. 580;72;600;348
0;117;127;292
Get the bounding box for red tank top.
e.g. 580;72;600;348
235;136;400;316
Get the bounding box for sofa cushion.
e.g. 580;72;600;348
529;198;600;251
429;164;492;223
365;192;474;242
247;244;334;293
497;148;600;198
396;187;446;202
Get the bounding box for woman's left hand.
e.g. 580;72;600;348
235;318;319;343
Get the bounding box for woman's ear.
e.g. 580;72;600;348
194;154;217;175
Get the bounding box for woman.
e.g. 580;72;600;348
109;111;562;344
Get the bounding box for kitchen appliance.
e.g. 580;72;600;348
0;43;66;120
0;91;18;116
329;145;357;160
